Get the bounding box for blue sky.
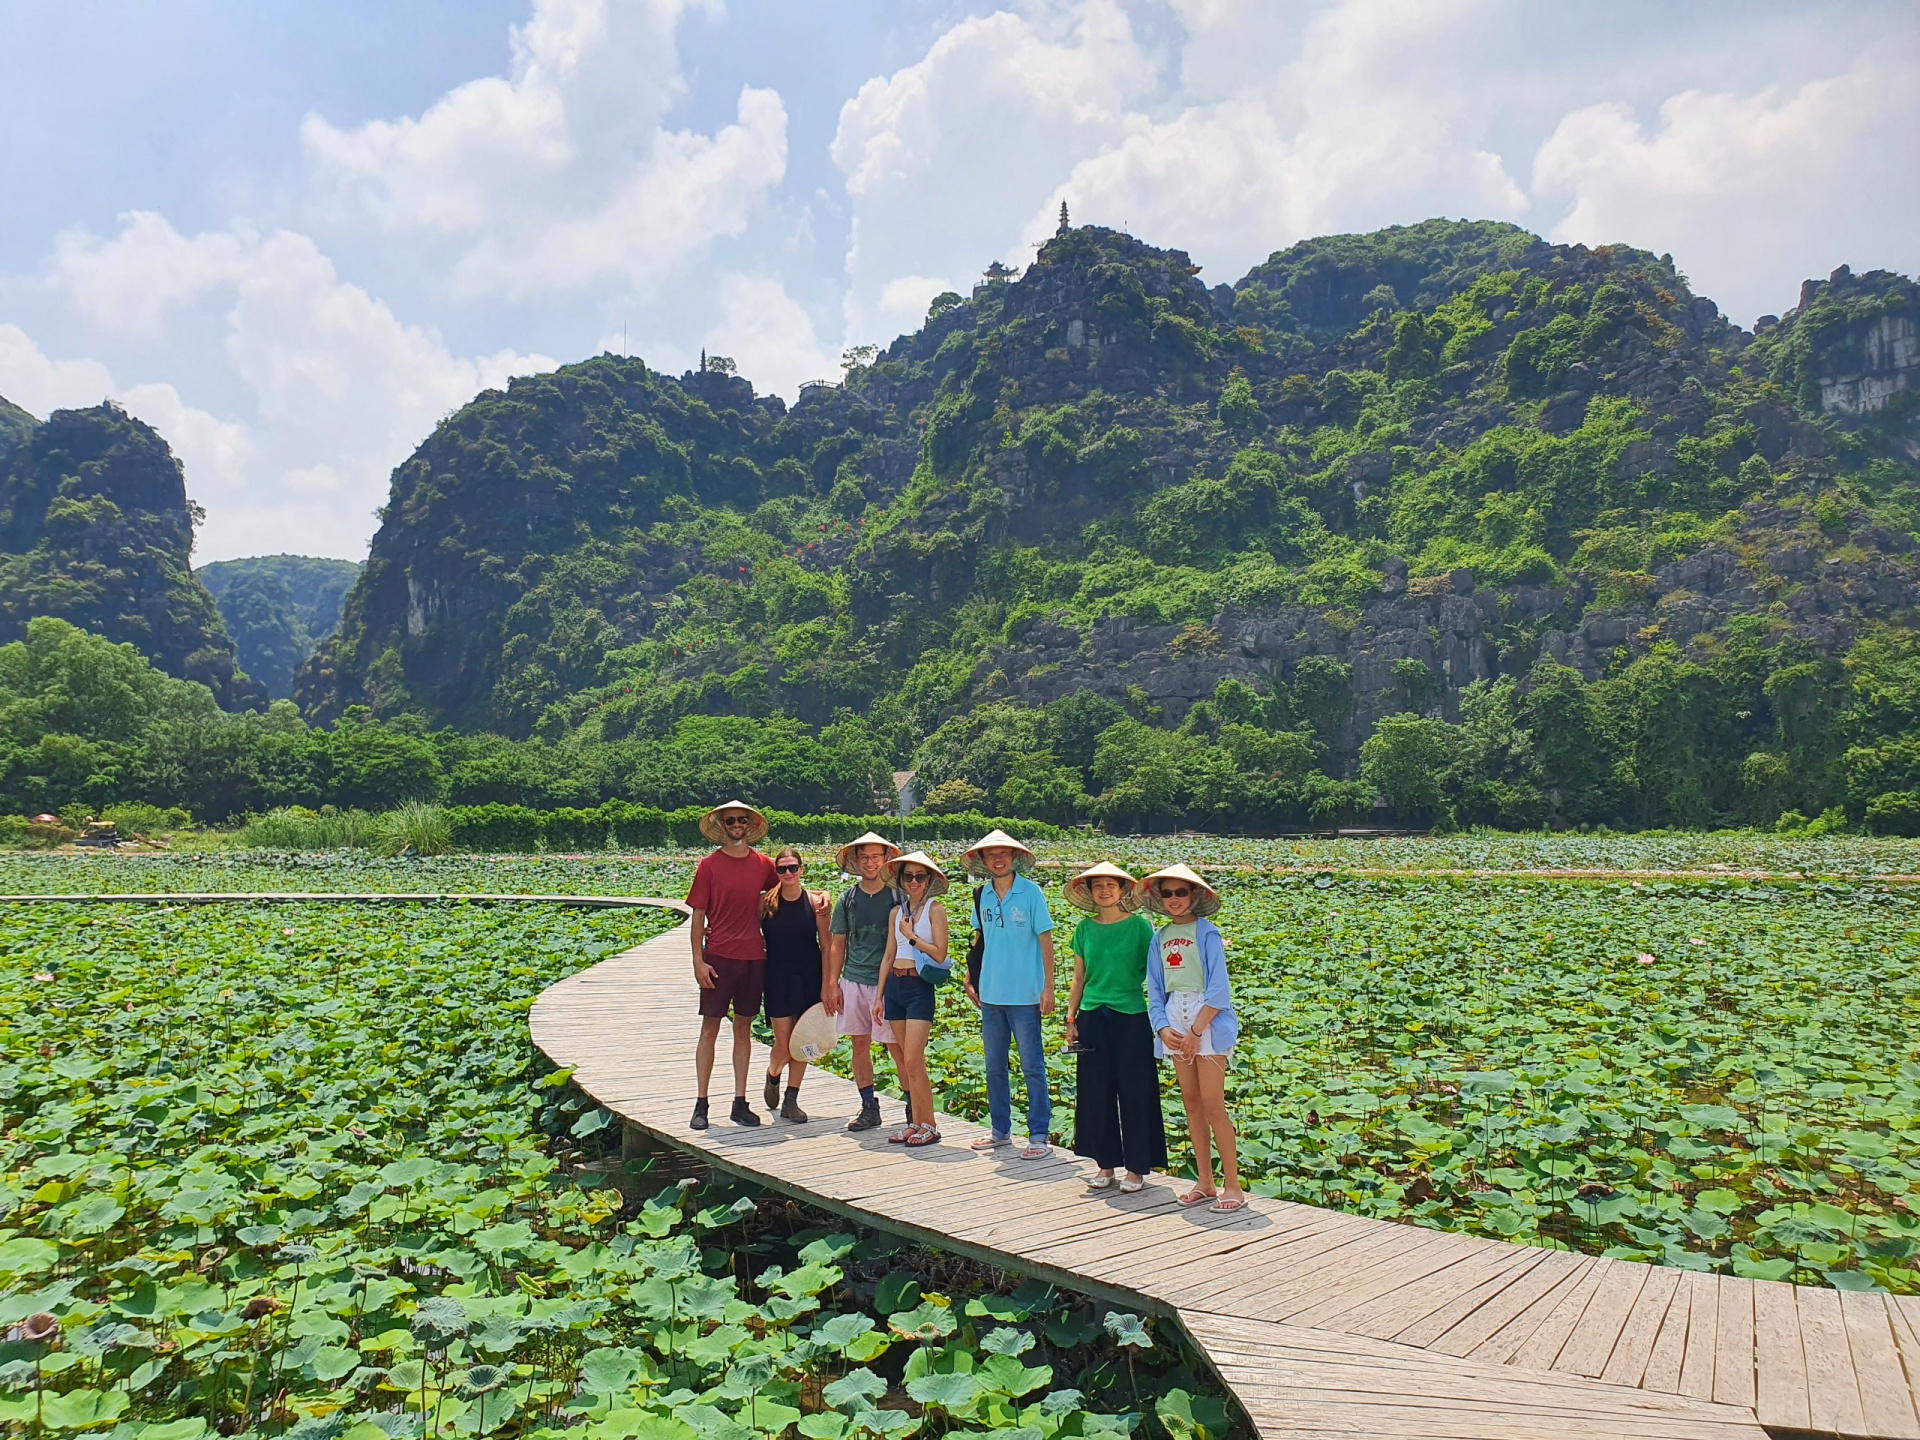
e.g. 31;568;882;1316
1;0;1914;561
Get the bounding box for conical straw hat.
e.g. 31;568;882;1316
1063;861;1140;914
961;828;1035;878
835;831;903;874
885;851;950;899
1138;862;1221;918
789;1003;841;1062
699;800;769;846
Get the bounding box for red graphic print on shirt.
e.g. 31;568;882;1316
1162;932;1197;974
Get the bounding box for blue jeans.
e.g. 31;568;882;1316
981;1002;1050;1143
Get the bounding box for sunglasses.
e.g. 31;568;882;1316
775;862;801;875
1159;886;1193;899
722;816;752;828
900;870;931;883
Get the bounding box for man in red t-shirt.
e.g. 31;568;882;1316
686;800;778;1130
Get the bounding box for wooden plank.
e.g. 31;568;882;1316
1552;1258;1650;1378
1643;1274;1704;1397
1154;1213;1388;1309
1711;1274;1756;1412
1431;1252;1594;1359
1671;1271;1719;1401
1797;1284;1868;1438
1279;1230;1493;1328
1752;1277;1809;1432
1601;1265;1682;1388
1338;1242;1548;1342
1504;1260;1608;1371
1838;1291;1920;1440
1096;1208;1340;1292
1183;1313;1769;1436
1207;1220;1440;1319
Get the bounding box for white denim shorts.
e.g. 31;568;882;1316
1161;990;1227;1059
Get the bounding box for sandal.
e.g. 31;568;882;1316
1178;1187;1217;1207
1210;1194;1247;1213
1119;1174;1144;1193
905;1124;941;1147
1019;1142;1052;1160
971;1134;1011;1151
1087;1171;1115;1190
888;1127;913;1144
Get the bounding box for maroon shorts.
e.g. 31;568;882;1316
698;955;764;1019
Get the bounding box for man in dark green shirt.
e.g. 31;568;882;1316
825;831;905;1132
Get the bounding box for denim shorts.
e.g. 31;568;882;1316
883;970;937;1024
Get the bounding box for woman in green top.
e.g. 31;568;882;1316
1063;862;1168;1193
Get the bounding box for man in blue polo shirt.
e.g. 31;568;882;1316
962;829;1055;1157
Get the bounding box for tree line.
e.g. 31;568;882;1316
6;615;1918;836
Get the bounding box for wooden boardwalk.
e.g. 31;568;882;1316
534;917;1920;1440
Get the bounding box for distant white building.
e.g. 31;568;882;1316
893;770;917;819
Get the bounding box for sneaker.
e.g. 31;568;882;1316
847;1099;883;1132
730;1097;762;1127
763;1073;781;1112
780;1092;808;1124
690;1098;709;1131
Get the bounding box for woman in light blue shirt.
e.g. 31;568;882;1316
1143;863;1243;1213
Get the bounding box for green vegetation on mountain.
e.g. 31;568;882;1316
283;220;1918;832
0;400;262;709
199;553;361;699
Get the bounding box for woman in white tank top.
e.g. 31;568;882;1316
877;851;950;1147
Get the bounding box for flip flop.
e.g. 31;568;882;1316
1019;1143;1052;1160
1178;1188;1217;1207
971;1134;1011;1151
1210;1195;1247;1213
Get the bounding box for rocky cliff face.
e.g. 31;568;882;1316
300;219;1919;762
0;401;263;708
198;554;361;700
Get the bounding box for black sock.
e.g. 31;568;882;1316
859;1085;875;1105
785;1082;801;1097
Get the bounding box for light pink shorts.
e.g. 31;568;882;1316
836;980;896;1044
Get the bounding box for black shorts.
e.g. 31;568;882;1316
697;956;763;1019
763;959;821;1020
883;970;937;1024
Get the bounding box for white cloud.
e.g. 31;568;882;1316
38;213;557;559
1532;51;1920;325
301;0;788;299
830;0;1537;334
831;0;1158;341
711;272;842;397
0;324;118;416
1029;0;1528;278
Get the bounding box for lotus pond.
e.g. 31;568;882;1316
0;895;1221;1440
5;847;1919;1303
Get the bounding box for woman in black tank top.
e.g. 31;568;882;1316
759;847;825;1121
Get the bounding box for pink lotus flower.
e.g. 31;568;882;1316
31;972;53;983
1637;953;1657;965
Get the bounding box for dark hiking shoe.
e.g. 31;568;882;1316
904;1094;914;1125
781;1092;808;1124
690;1098;709;1131
847;1098;883;1132
730;1097;762;1127
763;1073;782;1111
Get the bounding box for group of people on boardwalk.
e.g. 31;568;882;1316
684;800;1246;1212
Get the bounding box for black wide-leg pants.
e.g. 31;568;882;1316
1072;1005;1169;1175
